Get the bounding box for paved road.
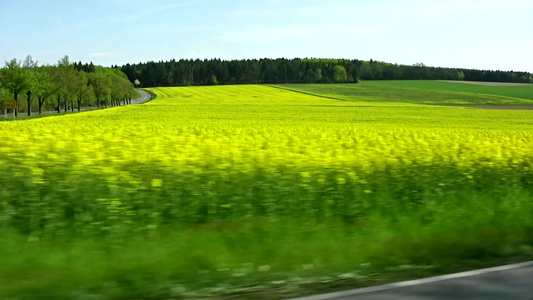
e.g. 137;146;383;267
131;88;152;104
290;261;533;300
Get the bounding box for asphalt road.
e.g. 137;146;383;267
131;88;152;104
290;261;533;300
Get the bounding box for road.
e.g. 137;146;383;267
131;88;152;104
289;261;533;300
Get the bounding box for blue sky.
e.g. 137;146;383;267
1;0;533;72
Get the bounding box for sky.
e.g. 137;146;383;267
1;0;533;72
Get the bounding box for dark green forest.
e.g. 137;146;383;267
119;58;533;87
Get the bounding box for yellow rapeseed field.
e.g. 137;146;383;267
0;85;532;234
0;85;532;299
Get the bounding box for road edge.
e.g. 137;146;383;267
288;261;533;300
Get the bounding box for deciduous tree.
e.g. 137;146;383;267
88;71;110;108
73;71;93;111
333;65;348;83
56;55;77;112
0;58;30;117
23;55;38;116
34;67;60;114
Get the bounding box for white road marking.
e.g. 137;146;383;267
288;261;533;300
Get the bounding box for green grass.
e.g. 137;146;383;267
276;81;533;106
2;219;532;299
0;85;532;299
364;80;533;101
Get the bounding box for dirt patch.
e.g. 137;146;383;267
439;80;533;87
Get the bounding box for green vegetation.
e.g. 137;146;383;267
361;80;533;101
0;55;136;116
0;85;532;299
121;58;533;88
0;90;142;122
277;81;533;106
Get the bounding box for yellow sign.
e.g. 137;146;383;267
4;101;16;109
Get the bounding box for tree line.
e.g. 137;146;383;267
358;61;533;83
119;58;533;88
0;55;136;117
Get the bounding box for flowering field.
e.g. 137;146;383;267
0;85;532;299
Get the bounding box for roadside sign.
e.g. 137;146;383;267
4;101;16;109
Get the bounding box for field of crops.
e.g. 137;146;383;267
0;84;532;299
278;81;533;105
364;80;533;101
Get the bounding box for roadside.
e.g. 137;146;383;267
1;89;152;121
289;261;533;300
130;88;152;104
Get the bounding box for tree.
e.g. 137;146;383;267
88;62;95;73
23;55;38;116
333;65;348;83
0;58;30;117
34;67;60;114
210;75;219;85
72;71;93;111
316;68;323;82
23;55;38;69
0;86;10;111
88;71;110;108
305;69;318;83
56;55;76;112
108;70;134;107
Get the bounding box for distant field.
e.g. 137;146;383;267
363;80;533;101
0;85;532;299
438;80;533;87
277;81;533;106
